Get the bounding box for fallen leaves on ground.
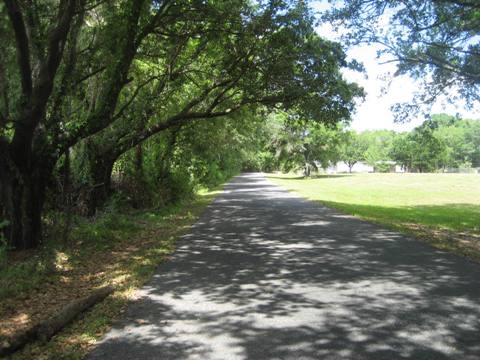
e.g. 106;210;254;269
0;193;215;359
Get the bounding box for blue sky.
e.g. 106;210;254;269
311;1;480;132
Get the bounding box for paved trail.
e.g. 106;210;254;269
89;173;480;360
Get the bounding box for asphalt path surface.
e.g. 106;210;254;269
89;173;480;359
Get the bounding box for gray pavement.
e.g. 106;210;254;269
88;173;480;359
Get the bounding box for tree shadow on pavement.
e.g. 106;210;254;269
89;173;480;360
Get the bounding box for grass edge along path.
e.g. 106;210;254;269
2;187;223;360
267;173;480;263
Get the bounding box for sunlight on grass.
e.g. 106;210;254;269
268;173;480;260
268;173;480;232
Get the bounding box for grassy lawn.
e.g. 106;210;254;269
268;173;480;260
0;187;222;360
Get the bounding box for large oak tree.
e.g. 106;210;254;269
0;0;361;249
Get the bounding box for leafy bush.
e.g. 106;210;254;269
374;162;394;173
72;211;140;250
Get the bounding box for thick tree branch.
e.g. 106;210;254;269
4;0;32;98
9;0;78;168
135;0;173;46
111;76;158;121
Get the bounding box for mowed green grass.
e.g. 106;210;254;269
268;173;480;235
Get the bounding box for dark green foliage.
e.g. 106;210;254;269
0;0;360;249
109;112;264;208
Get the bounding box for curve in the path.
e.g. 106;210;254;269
89;173;480;360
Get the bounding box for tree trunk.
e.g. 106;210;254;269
87;156;116;216
0;286;114;357
304;164;310;177
61;149;73;243
0;157;51;250
134;144;143;179
0;147;13;242
79;139;118;216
